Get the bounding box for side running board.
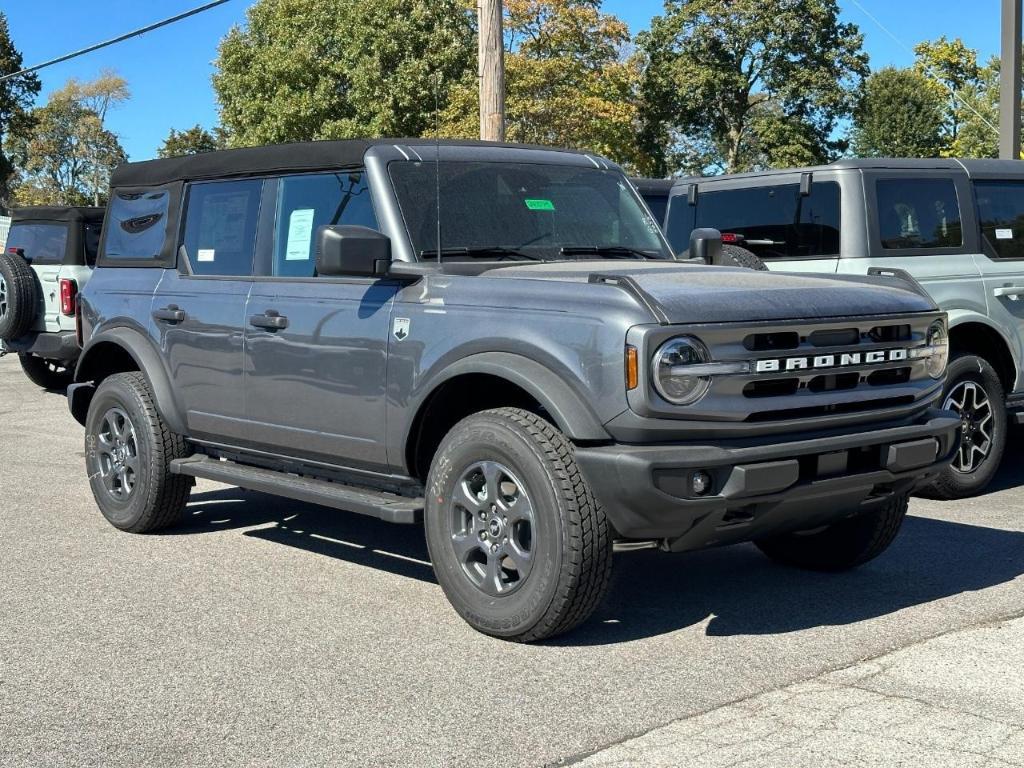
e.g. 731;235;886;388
170;456;423;524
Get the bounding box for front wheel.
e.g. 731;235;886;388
755;494;909;571
424;408;612;642
919;354;1006;500
18;353;74;390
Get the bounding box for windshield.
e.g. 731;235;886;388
388;160;673;261
6;222;69;265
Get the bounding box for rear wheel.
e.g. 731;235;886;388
919;354;1006;500
85;372;192;533
18;353;73;390
424;408;612;642
755;494;909;571
0;252;38;341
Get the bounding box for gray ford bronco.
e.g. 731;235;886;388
69;140;958;642
0;206;104;388
662;159;1024;499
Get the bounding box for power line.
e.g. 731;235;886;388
0;0;236;83
847;0;1001;138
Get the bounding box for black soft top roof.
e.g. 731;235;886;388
11;206;105;224
111;138;593;188
630;177;674;195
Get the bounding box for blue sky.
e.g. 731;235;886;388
0;0;1010;160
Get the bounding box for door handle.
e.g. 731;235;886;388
993;286;1024;300
249;311;289;330
153;305;186;323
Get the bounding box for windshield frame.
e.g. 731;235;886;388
383;156;676;264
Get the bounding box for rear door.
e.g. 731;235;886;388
835;172;985;322
152;178;264;444
5;221;70;332
971;179;1024;392
244;170;398;472
666;173;844;273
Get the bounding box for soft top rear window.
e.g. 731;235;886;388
5;222;69;265
103;190;171;262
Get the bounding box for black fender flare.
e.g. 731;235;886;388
409;352;611;443
73;326;186;434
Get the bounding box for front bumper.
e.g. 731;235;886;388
575;409;960;552
0;331;79;363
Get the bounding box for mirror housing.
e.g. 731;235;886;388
689;228;723;265
316;225;391;278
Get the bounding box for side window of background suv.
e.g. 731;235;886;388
182;179;263;276
975;181;1024;259
273;171;377;277
876;178;963;250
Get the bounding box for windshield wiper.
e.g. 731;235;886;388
559;246;655;260
419;246;543;261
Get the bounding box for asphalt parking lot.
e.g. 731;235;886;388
1;353;1023;768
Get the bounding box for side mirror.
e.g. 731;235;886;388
315;225;391;277
689;228;723;265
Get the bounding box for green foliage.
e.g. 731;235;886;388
437;0;644;169
213;0;475;146
953;56;1002;158
851;67;946;158
0;12;41;208
913;36;981;150
11;74;128;206
637;0;868;176
158;124;226;158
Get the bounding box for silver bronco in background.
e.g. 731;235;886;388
69;140;958;642
661;159;1024;499
0;206;104;389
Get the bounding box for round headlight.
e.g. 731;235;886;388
652;336;712;405
926;321;949;379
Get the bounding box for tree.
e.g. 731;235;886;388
437;0;643;168
636;0;869;176
953;56;1002;158
913;37;980;150
0;12;41;209
11;76;127;206
851;67;946;158
158;124;225;157
213;0;475;146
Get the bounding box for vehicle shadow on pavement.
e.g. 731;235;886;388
168;453;1024;646
172;487;436;584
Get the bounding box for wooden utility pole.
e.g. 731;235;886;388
1001;0;1022;159
478;0;505;142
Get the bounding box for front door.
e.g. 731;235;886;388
243;170;397;472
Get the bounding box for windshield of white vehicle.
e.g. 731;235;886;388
388;160;673;261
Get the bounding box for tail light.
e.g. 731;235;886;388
59;278;78;316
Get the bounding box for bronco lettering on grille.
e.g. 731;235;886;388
755;348;908;374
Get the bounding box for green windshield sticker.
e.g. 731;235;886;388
525;198;555;211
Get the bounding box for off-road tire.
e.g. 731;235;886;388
919;354;1006;500
755;494;909;571
85;372;192;533
18;353;74;390
720;244;768;271
0;252;38;341
424;408;613;642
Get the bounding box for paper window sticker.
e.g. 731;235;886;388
286;209;316;260
996;228;1014;240
524;199;555;211
197;248;215;262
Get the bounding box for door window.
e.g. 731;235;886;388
975;181;1024;259
876;178;962;250
182;179;263;276
273;171;377;277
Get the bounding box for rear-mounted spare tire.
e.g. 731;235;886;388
0;252;39;341
720;244;768;271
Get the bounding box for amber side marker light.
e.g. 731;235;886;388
626;345;639;390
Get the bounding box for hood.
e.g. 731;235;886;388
483;261;936;324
